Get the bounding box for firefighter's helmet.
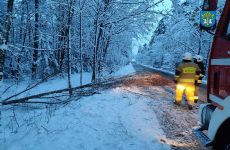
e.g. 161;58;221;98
193;55;203;62
182;52;192;60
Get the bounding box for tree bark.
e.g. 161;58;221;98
16;2;29;82
66;0;75;96
59;23;66;72
32;0;39;79
10;17;15;77
92;19;98;81
67;11;72;96
80;0;83;86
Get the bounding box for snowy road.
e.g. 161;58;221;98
131;63;208;105
2;63;211;150
130;63;210;150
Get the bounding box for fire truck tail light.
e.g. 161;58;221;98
217;105;224;110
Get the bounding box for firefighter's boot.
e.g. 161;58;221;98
174;101;181;106
187;103;193;110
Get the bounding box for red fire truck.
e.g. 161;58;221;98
193;0;230;150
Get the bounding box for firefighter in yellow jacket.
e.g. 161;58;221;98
193;55;205;103
173;52;200;110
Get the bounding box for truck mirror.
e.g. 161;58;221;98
202;0;210;11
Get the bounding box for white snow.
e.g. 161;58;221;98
2;64;171;150
2;73;92;100
201;80;207;85
0;43;7;50
3;63;135;101
178;0;186;6
2;87;170;150
113;63;136;77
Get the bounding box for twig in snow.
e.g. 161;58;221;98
12;106;19;127
2;82;16;95
41;125;51;134
3;70;62;102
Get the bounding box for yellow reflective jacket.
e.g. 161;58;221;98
174;61;200;83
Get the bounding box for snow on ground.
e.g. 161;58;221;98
2;73;92;100
3;63;136;101
113;63;136;77
201;80;207;85
2;87;170;150
2;64;172;150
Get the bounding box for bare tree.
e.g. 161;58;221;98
32;0;39;78
79;0;86;86
67;0;75;96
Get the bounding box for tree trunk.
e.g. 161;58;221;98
80;0;83;86
92;19;98;81
59;24;65;72
67;27;72;96
16;3;29;82
10;17;15;77
32;0;39;79
67;0;74;97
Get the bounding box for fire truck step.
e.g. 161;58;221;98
193;127;212;147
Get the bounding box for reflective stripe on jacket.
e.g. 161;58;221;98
174;61;200;83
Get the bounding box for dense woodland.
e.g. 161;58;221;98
0;0;166;85
1;0;225;83
0;0;172;129
136;0;226;78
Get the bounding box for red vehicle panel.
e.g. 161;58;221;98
207;0;230;105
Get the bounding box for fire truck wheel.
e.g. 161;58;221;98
226;144;230;150
212;133;230;150
212;141;230;150
212;119;230;150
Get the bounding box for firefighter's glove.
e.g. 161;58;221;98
173;80;178;84
195;80;200;86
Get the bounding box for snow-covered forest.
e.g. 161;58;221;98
136;0;225;77
0;0;166;82
1;0;228;149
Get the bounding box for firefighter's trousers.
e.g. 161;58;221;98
194;85;199;100
175;83;195;106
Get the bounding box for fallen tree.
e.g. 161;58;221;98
2;73;136;105
2;72;172;105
